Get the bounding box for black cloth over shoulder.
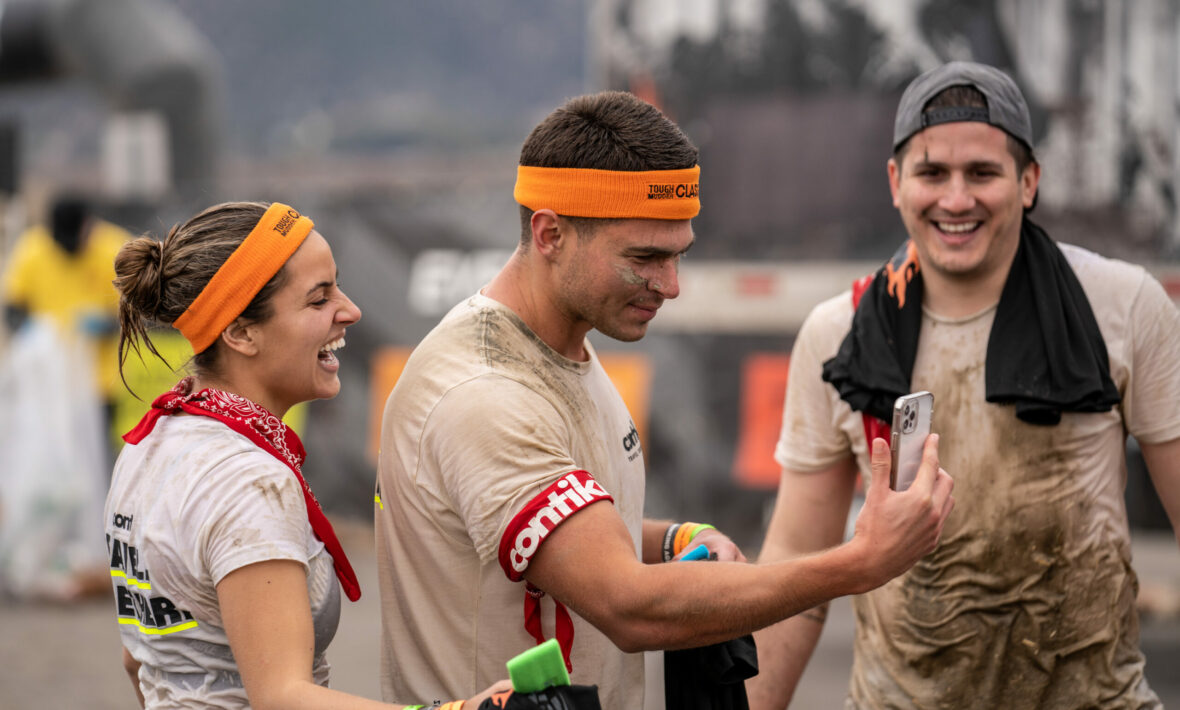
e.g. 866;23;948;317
822;218;1120;426
664;634;759;710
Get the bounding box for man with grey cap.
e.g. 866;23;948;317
749;60;1180;709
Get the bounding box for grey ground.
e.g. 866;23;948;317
2;523;1175;709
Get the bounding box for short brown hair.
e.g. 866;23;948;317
517;91;699;244
113;201;288;390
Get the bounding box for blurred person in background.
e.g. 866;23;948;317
374;90;954;709
107;201;507;709
3;193;129;429
749;61;1180;709
0;192;130;601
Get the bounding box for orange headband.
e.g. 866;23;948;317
173;202;314;353
514;165;700;219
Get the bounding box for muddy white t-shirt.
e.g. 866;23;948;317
104;415;340;709
777;244;1180;709
375;293;647;709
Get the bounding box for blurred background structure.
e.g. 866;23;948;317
0;0;1177;705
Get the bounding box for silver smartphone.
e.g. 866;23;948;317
889;391;934;491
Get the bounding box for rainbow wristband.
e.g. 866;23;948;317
672;522;716;557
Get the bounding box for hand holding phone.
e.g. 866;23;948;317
889;391;934;491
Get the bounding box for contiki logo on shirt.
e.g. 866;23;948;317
498;470;613;581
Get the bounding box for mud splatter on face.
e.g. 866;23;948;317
614;262;647;287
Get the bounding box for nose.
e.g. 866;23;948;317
938;173;976;213
337;290;362;325
649;259;680;300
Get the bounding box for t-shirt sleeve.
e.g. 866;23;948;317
1122;273;1180;444
185;450;313;586
424;374;611;573
775;295;857;472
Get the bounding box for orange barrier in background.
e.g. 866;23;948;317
731;353;790;489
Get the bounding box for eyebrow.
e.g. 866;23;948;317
912;156;1006;171
623;239;695;258
304;272;339;297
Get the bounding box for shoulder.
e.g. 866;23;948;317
1058;242;1150;293
136;416;293;480
1058;242;1168;324
5;226;52;266
432;372;564;425
87;221;132;258
795;290;855;354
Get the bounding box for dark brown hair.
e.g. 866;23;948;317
113;201;288;390
517;91;699;243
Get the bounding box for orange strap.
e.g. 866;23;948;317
514;165;700;219
173;203;313;352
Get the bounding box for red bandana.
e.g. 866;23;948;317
123;378;361;602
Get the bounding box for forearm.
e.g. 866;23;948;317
746;609;828;710
250;679;423;710
641;518;676;564
1141;437;1180;548
122;647;145;708
574;540;870;652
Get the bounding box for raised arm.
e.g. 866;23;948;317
525;436;953;653
745;455;859;710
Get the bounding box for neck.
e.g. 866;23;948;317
920;263;1012;318
483;250;591;361
192;372;288;418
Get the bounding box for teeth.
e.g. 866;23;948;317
320;337;345;353
938;221;979;234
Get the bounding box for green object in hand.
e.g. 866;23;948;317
507;638;570;693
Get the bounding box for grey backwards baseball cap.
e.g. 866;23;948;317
893;61;1033;152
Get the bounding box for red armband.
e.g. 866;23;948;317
497;470;613;581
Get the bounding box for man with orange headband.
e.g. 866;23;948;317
374;91;954;708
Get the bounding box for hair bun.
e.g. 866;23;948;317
114;235;168;321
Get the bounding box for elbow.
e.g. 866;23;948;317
602;624;656;654
596;620;661;654
577;586;677;653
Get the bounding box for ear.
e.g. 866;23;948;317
218;317;260;357
529;209;566;260
887;158;902;208
1020;162;1042;208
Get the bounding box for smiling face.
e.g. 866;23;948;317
244;230;361;414
888;121;1039;289
556;217;693;344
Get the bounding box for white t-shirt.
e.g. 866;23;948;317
777;244;1180;709
104;415;340;709
375;294;647;709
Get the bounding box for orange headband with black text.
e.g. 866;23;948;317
514;165;700;219
173;203;314;353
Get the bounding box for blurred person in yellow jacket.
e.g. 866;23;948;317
2;193;130;402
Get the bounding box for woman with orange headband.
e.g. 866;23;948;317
106;201;507;709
